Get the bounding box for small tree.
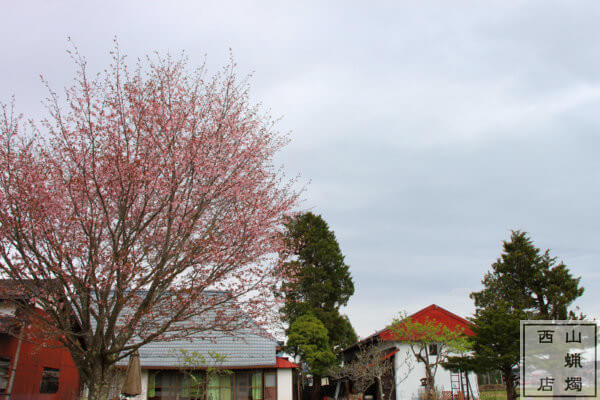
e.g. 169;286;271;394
175;349;231;399
389;314;470;400
333;343;414;400
0;42;299;400
286;313;337;400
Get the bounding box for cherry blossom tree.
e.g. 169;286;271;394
0;43;299;400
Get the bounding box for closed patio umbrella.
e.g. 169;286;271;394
121;349;142;397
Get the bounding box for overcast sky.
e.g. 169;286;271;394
3;1;600;338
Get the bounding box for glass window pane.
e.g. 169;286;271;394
265;373;276;388
148;373;156;398
220;374;232;388
265;373;276;400
235;373;251;400
252;373;262;400
207;387;220;400
151;371;185;399
208;375;220;387
221;386;232;400
206;373;233;400
220;374;232;400
0;357;10;392
190;372;204;398
40;367;60;394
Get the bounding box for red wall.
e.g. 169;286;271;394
0;321;79;400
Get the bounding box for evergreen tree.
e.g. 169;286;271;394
280;212;357;400
446;302;526;400
280;212;357;351
470;230;583;320
461;230;584;400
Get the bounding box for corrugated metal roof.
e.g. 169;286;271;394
115;293;278;369
117;328;277;368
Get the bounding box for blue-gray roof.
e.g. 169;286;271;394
113;292;278;369
118;328;278;368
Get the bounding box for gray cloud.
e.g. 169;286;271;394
2;0;600;337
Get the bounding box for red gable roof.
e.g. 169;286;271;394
379;304;474;341
346;304;474;351
275;356;298;369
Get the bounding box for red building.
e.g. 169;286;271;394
0;281;80;400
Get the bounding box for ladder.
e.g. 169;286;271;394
462;371;472;400
450;371;468;400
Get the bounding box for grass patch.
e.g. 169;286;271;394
479;390;505;400
479;389;520;400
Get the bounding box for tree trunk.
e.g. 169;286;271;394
311;374;322;400
84;363;116;400
424;366;435;400
87;380;112;400
503;369;516;400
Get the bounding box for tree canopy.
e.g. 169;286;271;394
445;302;525;400
470;230;583;320
286;313;337;376
280;212;357;352
389;313;470;400
0;43;298;400
461;230;584;400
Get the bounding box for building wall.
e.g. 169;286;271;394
393;343;479;400
0;327;80;400
135;368;294;400
277;369;293;400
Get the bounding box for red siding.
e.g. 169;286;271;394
0;319;79;400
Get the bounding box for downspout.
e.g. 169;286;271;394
6;322;25;399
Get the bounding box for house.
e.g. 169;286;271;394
113;348;298;400
0;280;299;400
341;305;479;400
0;280;80;400
107;294;299;400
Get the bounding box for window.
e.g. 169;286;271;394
181;373;204;400
235;372;262;400
208;374;232;400
0;357;10;393
264;372;276;400
149;371;204;400
40;367;60;394
428;344;438;356
148;370;268;400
